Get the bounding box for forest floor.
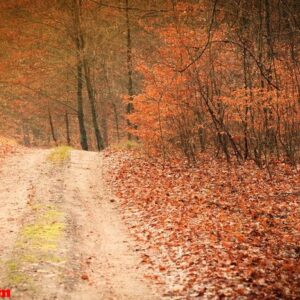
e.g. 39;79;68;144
103;149;300;299
0;147;159;300
0;144;299;299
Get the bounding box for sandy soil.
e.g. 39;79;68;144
0;149;158;300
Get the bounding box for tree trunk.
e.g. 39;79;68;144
48;107;58;146
103;62;120;143
76;57;89;150
113;103;120;143
125;0;134;140
83;58;104;151
65;111;71;146
73;0;89;151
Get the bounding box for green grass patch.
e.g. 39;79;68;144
19;206;65;251
3;204;66;291
22;222;64;250
48;146;72;163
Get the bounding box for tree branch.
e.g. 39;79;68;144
178;0;219;73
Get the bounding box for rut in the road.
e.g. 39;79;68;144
0;149;158;300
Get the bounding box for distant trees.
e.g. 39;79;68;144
0;0;299;164
0;0;160;149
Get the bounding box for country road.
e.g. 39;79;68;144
0;148;158;300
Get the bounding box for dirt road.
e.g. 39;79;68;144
0;149;158;300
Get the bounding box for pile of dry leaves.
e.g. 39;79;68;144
103;150;300;299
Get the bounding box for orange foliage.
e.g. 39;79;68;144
128;0;300;165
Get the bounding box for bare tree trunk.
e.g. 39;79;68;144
72;0;104;151
102;62;120;143
73;0;89;151
83;59;104;151
112;103;120;143
48;106;58;146
242;45;250;160
101;112;109;147
125;0;134;140
65;111;71;146
76;61;89;150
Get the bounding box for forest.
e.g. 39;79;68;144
0;0;299;299
0;0;298;165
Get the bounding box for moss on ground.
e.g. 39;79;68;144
47;146;72;163
4;204;66;291
6;260;30;286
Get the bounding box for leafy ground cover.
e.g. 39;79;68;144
103;150;300;299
